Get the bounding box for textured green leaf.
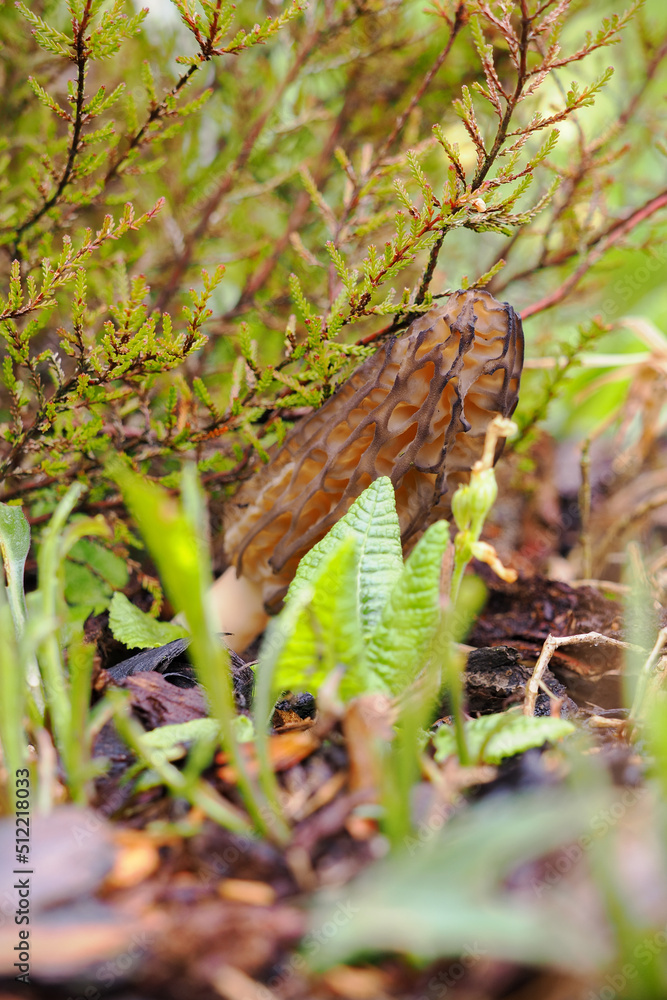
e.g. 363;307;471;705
64;560;112;613
365;520;451;695
68;537;129;590
270;535;365;699
433;712;575;765
108;592;189;650
15;5;72;57
288;476;402;640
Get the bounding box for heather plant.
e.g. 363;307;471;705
1;0;665;554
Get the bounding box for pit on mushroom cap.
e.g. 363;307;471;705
213;288;524;652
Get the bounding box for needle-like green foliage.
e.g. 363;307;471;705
1;0;660;554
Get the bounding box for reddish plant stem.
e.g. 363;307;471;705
153;29;322;314
490;33;667;295
331;7;465;250
521;189;667;321
471;3;530;192
228;70;361;319
103;64;199;191
373;3;467;165
7;2;93;251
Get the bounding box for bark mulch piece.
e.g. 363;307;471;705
104;638;255;709
469;573;626;708
464;644;576;717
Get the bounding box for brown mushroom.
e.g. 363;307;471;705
213;288;524;652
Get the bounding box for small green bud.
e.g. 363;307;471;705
451;482;472;532
452;466;498;537
467;466;498;531
454;529;474;565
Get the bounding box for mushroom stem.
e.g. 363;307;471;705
209;567;269;654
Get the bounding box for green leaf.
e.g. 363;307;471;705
107;460;208;628
233;715;255;744
0;593;25;780
68;537;129;590
139;717;219;752
108;592;189;650
288;477;403;640
33;486;110;768
63;560;112;613
365;520;451;695
433;711;575;765
108;461;282;838
16;4;72;58
270;535;365;700
0;502;30;638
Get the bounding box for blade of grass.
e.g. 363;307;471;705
109;690;252;834
34;484;110;785
0;501;43;713
0;580;26;804
65;633;97;804
109;459;288;841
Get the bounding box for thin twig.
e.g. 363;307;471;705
230;69;361;319
103;65;199;192
471;5;531;191
515;189;667;317
154;8;365;314
523;631;641;717
413;231;446;307
593;489;667;569
331;7;466;244
488;31;667;295
154;36;317;313
571;579;630;596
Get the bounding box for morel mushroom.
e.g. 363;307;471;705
214;288;524;651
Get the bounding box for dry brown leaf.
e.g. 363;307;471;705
322;963;392;999
105;830;161;889
217;878;277;906
216;729;321;782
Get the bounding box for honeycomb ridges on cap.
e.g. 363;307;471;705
224;288;524;611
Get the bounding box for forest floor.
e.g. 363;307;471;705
1;431;665;1000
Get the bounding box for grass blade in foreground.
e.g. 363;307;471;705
0;502;42;712
307;789;612;972
0;573;25;796
33;484;111;796
108;459;287;840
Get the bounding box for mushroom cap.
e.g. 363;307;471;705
224;288;524;611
